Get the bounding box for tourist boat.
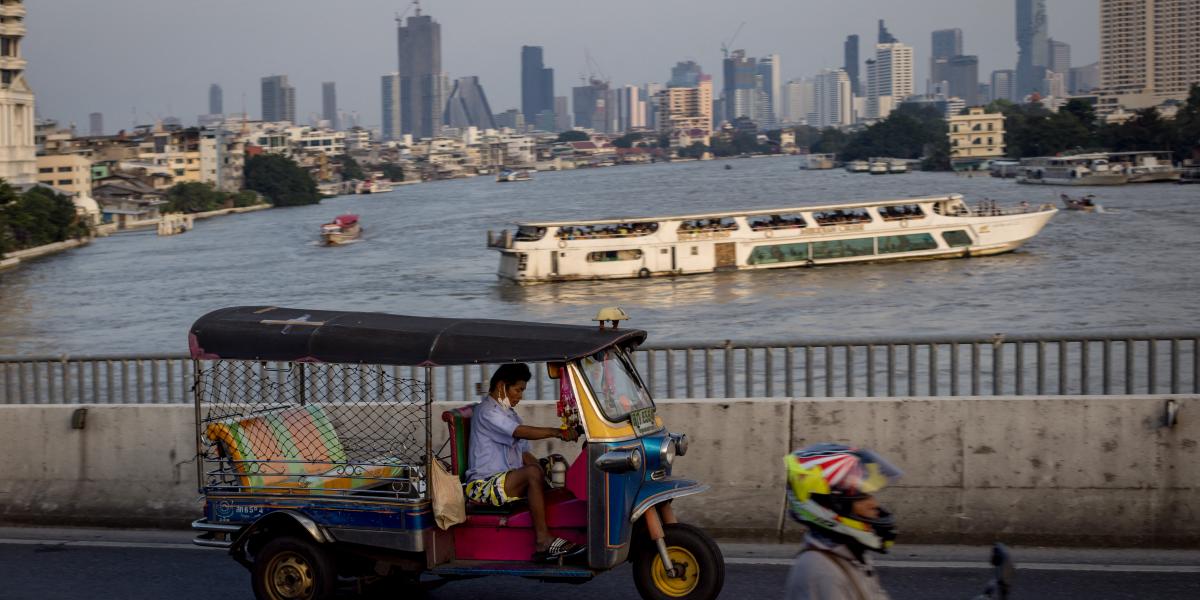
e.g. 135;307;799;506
868;160;889;175
800;153;837;170
1107;151;1181;183
320;214;361;245
496;168;534;182
355;179;395;194
845;160;870;173
1017;155;1128;186
989;160;1021;178
1060;193;1097;212
888;159;909;174
486;194;1057;284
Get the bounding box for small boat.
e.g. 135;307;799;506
868;161;889;175
496;168;534;182
888;159;909;174
989;160;1021;178
1060;194;1098;212
800;153;837;170
724;164;733;170
356;179;395;194
320;214;362;245
844;160;870;173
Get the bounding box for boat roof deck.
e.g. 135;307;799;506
518;194;965;227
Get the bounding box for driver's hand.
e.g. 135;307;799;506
560;427;579;442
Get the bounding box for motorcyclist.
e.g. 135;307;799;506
783;443;902;600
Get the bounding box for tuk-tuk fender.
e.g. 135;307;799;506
229;510;331;566
630;479;709;522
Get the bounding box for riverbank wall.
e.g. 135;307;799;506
0;395;1195;547
0;238;91;272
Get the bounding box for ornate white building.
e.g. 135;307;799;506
0;0;35;185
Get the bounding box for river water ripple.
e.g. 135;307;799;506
1;157;1197;355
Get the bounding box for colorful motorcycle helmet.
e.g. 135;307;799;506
785;443;902;552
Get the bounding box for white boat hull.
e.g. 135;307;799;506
1017;174;1127;186
492;196;1057;284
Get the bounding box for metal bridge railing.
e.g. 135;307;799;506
1;331;1197;405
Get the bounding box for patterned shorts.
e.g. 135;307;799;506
465;471;521;506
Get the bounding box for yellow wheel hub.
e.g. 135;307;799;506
265;552;315;600
651;546;700;597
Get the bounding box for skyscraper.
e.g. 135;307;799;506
397;6;447;138
443;76;497;130
0;0;36;185
810;69;852;128
942;55;980;105
1016;0;1049;98
866;43;913;119
89;112;103;136
990;69;1016;102
554;96;571;132
616;85;646;132
322;82;338;129
657;75;713;134
783;78;814;124
573;79;609;130
931;29;963;60
877;20;898;44
722;50;758;122
669;61;703;88
1097;0;1200;111
261;75;296;123
758;54;781;126
209;84;223;115
381;72;401;141
1047;39;1071;78
843;35;861;96
520;46;554;123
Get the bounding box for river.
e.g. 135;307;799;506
1;157;1197;356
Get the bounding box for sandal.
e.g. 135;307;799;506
533;537;586;563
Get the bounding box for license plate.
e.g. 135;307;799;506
629;407;657;436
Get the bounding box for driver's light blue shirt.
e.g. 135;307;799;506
465;395;532;482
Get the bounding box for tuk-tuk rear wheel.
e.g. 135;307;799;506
251;536;337;600
633;523;725;600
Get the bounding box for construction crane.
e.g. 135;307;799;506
395;0;419;24
720;21;746;58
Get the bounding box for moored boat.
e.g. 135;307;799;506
320;214;362;245
496;168;534;182
989;160;1021;178
1017;155;1128;186
868;160;889;175
800;153;837;170
844;160;870;173
1060;193;1098;212
888;159;909;174
486;194;1057;284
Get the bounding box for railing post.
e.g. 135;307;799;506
1102;339;1112;395
667;349;676;399
1124;339;1134;394
685;349;694;399
845;346;854;397
992;340;1003;396
724;345;734;398
704;349;713;398
60;357;69;404
1148;339;1157;394
1036;342;1046;395
928;343;938;396
744;348;753;397
647;351;657;398
1014;342;1024;396
971;343;981;396
950;342;960;395
907;344;917;396
785;347;795;398
886;344;895;397
1169;339;1179;395
805;346;814;398
866;345;876;397
764;348;774;397
1081;340;1090;396
825;345;834;397
1058;341;1068;395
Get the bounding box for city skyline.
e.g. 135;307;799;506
26;0;1099;131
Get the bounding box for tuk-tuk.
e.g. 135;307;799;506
189;306;724;600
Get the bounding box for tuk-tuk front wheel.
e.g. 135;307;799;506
251;536;337;600
633;523;725;600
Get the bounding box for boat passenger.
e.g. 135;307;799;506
465;363;585;562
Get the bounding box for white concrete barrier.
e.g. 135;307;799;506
0;396;1195;546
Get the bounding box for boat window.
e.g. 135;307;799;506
812;238;874;259
747;242;810;265
878;233;938;254
580;349;654;423
943;230;973;247
556;222;658;240
878;204;925;221
516;253;529;271
813;209;871;226
514;226;546;241
677;217;738;234
748;214;808;231
587;249;643;262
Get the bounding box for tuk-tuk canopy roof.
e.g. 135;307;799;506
189;306;648;366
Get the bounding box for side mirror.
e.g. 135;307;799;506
547;362;563;380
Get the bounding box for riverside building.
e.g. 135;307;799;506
1095;0;1200;114
657;75;713;135
0;0;35;185
948;107;1005;170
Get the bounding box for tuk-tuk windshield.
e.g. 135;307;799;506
580;349;654;422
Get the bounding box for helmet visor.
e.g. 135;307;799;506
853;448;902;495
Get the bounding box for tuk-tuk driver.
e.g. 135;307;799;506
465;363;585;562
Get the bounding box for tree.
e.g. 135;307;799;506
337;154;366;180
612;132;645;149
163;181;225;213
0;182;89;255
556;130;588;142
677;142;708;159
379;163;405;181
839;104;947;164
243;154;321;207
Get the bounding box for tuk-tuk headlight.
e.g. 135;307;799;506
596;447;642;473
661;439;676;466
672;433;689;457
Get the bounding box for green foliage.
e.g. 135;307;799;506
337;154;366;180
232;190;260;208
163;182;226;213
710;131;769;157
556;130;589;142
811;128;848;155
379;163;405;181
0;181;89;256
677;142;708;159
840;104;948;163
243;154;321;207
612;132;646;149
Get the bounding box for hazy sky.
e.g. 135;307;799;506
25;0;1098;132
